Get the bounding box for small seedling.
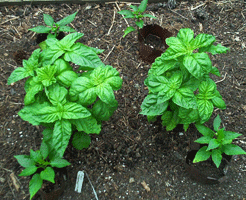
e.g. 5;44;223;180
118;0;156;37
14;142;70;199
29;12;77;38
193;115;246;168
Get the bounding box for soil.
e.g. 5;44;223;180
0;1;246;200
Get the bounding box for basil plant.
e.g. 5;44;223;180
141;28;229;131
8;32;123;158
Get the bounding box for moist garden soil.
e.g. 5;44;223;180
0;1;246;199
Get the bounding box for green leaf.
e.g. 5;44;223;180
59;26;76;33
213;115;221;131
130;5;138;12
56;11;78;26
64;43;104;70
30;150;43;163
140;94;168;116
195;136;212;144
52;119;72;157
224;131;242;141
8;67;30;85
63;102;91;119
178;107;199;124
19;166;38;176
183;53;212;79
91;99;118;122
212;149;222;168
40;167;55;183
59;32;84;49
123;26;136;37
199;44;229;55
54;59;73;75
197;80;216;100
210;66;221;77
40;141;49;160
50;158;71;168
162;110;180;131
193;146;211;163
163;40;187;60
36;65;57;87
135;20;144;28
223;144;246;155
138;0;148;12
46;84;67;106
149;58;176;76
195;123;214;137
24;80;44;105
71;116;101;134
172;87;197;109
43;14;54;27
191;33;216;50
143;14;157;19
211;91;226;109
72;132;91;150
197;99;214;124
14;155;35;168
29;174;43;200
177;28;194;46
29;26;51;33
207;138;220;151
118;10;135;18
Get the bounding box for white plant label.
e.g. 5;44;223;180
75;171;84;193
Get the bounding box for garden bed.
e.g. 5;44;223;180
0;1;246;199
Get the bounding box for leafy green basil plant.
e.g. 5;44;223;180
8;32;123;158
140;28;229;131
194;115;246;168
118;0;156;37
15;142;70;199
29;12;77;38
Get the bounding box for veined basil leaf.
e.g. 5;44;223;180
45;84;67;106
140;93;168;116
183;53;212;79
54;59;73;75
199;44;229;55
197;99;214;124
59;32;84;49
36;65;57;87
72;132;91;150
43;14;54;27
92;99;118;122
40;167;55;183
29;174;43;200
52;119;72;157
24;78;43;105
179;107;199;124
57;70;78;87
177;28;194;46
191;33;216;50
71;116;101;134
172;87;197;109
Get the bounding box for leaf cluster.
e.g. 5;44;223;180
118;0;156;37
194;115;246;167
8;32;122;158
141;28;229;131
14;142;70;199
29;12;77;38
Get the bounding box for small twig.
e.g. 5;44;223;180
169;10;189;20
107;8;116;35
7;178;16;199
115;2;129;27
88;20;97;27
215;72;227;83
103;45;115;62
191;3;206;11
0;16;19;25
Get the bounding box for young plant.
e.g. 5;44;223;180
8;32;122;158
118;0;156;37
14;142;70;199
29;12;77;38
193;115;246;168
140;28;229;131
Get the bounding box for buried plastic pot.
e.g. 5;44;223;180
184;148;232;185
36;32;65;44
138;24;172;63
36;168;68;200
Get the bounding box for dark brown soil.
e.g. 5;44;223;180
0;1;246;200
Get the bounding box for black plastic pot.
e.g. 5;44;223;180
184;148;232;185
36;32;65;44
138;24;172;63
